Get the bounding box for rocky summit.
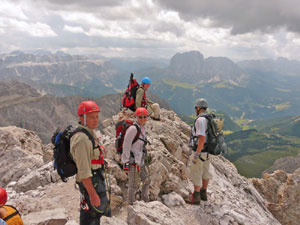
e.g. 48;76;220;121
251;169;300;225
0;109;281;225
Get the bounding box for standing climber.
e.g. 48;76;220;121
70;101;111;224
185;99;212;204
121;107;151;205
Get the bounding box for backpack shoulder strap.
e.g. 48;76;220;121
193;113;212;133
3;205;21;221
72;128;96;149
132;124;141;144
193;114;203;133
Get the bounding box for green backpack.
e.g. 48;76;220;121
189;113;227;155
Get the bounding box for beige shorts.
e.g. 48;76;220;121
189;153;212;186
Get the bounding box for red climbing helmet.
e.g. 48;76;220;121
77;101;100;117
0;187;7;205
134;107;148;117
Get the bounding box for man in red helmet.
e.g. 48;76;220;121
70;101;111;225
121;107;151;205
0;187;24;225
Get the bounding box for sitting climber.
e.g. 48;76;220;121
0;187;24;225
136;77;160;120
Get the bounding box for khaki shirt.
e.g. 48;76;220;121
136;88;154;108
70;125;102;182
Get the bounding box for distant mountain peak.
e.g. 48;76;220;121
167;51;246;84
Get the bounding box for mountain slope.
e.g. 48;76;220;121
249;115;300;138
225;129;300;178
0;51;119;97
0;80;170;143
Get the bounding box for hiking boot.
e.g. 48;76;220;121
184;191;201;205
151;117;161;121
200;189;207;201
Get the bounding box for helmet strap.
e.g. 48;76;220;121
84;114;87;126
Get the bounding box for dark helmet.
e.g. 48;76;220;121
195;98;208;108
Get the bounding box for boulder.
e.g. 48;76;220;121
251;168;300;225
22;208;68;225
127;201;185;225
162;192;185;207
101;216;127;225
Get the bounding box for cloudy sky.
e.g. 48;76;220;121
1;0;300;61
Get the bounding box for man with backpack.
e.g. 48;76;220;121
185;98;212;205
0;187;24;225
121;107;151;205
70;101;111;224
135;77;160;120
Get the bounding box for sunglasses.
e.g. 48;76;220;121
138;116;148;119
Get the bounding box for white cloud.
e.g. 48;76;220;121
0;0;28;20
64;25;85;34
3;18;57;37
27;22;57;37
0;0;300;61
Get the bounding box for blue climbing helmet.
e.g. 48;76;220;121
141;77;151;84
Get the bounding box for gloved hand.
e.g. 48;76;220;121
192;152;200;164
123;162;130;174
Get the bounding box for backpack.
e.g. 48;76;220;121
51;125;96;182
189;113;227;155
115;120;141;155
2;205;23;224
122;73;140;111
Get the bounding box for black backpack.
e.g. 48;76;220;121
51;125;96;182
189;113;227;155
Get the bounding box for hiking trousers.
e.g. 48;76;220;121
128;164;151;205
78;168;111;225
147;103;160;119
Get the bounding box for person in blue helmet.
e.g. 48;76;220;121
135;77;160;120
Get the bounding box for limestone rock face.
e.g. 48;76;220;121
127;201;185;225
0;126;44;186
251;169;300;225
101;216;127;225
22;208;68;225
13;162;60;193
263;152;300;175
